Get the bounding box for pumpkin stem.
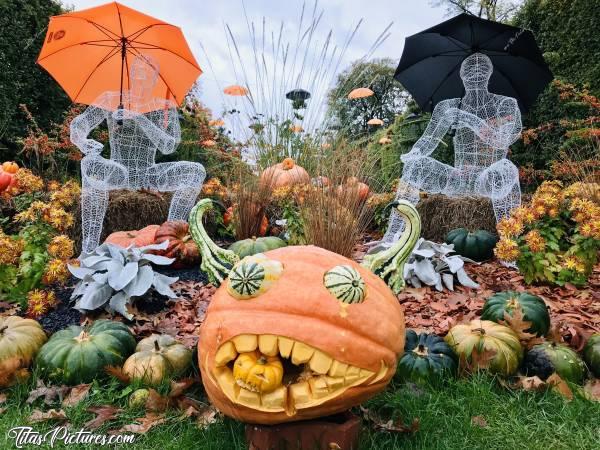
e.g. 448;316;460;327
153;340;160;352
75;330;89;342
0;326;8;334
257;356;268;365
472;327;486;335
414;344;428;356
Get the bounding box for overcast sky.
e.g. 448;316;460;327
65;0;447;119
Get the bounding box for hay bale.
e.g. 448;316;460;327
69;190;172;253
416;194;497;242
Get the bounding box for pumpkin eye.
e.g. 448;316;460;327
227;254;283;300
323;265;366;304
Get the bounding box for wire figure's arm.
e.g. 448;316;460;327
70;95;109;155
401;99;459;162
450;98;522;147
123;105;181;155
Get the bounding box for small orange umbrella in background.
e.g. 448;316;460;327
223;85;249;96
37;1;202;112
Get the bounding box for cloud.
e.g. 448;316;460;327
65;0;447;118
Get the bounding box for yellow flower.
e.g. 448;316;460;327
47;180;61;191
25;289;57;319
43;259;70;285
497;217;524;238
548;208;559;218
562;255;578;271
525;230;546;253
0;235;24;265
580;223;594;237
47;235;74;259
43;206;74;231
494;238;520;261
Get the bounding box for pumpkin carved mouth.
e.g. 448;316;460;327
209;333;389;415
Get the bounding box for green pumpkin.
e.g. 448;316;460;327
445;228;498;262
37;320;136;385
323;264;366;304
229;236;287;258
523;342;587;384
481;291;550;337
397;330;457;384
583;334;600;377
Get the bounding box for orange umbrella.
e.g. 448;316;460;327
223;85;249;96
37;2;201;112
348;87;374;99
367;118;384;126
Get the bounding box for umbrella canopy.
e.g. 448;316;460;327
37;2;201;112
395;13;552;112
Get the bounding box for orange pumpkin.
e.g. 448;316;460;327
258;215;268;237
223;207;234;227
225;205;268;237
260;158;310;190
105;225;160;248
154;221;200;267
1;161;19;174
198;245;405;424
337;178;370;202
0;170;12;192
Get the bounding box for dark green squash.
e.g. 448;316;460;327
36;320;136;385
228;236;287;259
445;228;498;262
583;334;600;377
481;291;550;337
397;329;457;384
523;342;587;384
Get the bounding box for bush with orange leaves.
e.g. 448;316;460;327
0;169;78;307
495;180;600;286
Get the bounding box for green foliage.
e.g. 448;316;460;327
431;0;523;21
327;58;408;140
0;0;71;158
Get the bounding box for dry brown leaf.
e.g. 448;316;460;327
0;393;7;404
169;378;196;398
62;384;91;407
85;405;122;430
582;379;600;402
196;406;219;429
105;365;131;383
471;415;488;428
328;444;342;450
547;373;574;401
27;380;70;405
500;307;544;348
118;412;166;434
28;408;68;423
516;375;547;392
145;389;170;413
359;406;419;434
459;347;497;374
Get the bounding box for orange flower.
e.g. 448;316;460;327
525;230;546;253
47;235;74;259
497;217;523;238
494;238;520;261
43;259;70;285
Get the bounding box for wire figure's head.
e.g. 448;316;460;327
460;53;493;91
129;54;159;100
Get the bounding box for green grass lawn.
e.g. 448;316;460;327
0;374;598;449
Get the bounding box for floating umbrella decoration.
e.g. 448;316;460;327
285;88;311;109
367;118;384;126
209;119;225;127
223;85;249;96
348;87;374;99
379;137;392;144
202;139;217;147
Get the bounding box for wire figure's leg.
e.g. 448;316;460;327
477;159;521;222
148;162;206;221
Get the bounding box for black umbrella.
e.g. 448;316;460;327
286;89;311;109
395;13;553;112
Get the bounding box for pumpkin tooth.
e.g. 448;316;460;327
308;376;330;399
288;381;311;406
328;360;348;377
308;350;333;374
215;341;238;367
261;386;287;409
368;361;389;385
232;334;258;353
215;367;240;400
344;365;361;383
291;342;315;365
258;335;279;356
324;376;345;390
278;337;294;358
238;388;262;407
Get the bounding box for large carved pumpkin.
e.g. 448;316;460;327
105;225;160;248
259;158;310;189
198;245;405;424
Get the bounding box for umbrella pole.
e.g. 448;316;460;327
117;37;127;125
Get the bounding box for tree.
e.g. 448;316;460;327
327;59;409;140
430;0;523;21
0;0;71;158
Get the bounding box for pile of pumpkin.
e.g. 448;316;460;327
0;161;19;193
397;290;600;386
0;316;194;401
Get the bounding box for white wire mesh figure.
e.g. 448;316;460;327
382;53;522;244
70;55;206;254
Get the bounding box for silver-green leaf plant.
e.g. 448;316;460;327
403;238;480;291
69;241;179;319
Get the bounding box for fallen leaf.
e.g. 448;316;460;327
471;415;488;428
145;389;169;412
169;378;196;398
516;375;547;392
105;365;131;383
118;412;166;434
547;373;573;401
0;357;29;388
329;444;342;450
27;380;70;405
28;408;68;423
85;405;122;430
582;379;600;402
459;347;497;374
196;405;219;429
62;384;91;407
500;307;544;348
0;393;7;404
359;406;419;434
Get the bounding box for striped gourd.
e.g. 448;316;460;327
323;265;366;304
362;200;421;294
227;254;283;300
188;199;239;286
